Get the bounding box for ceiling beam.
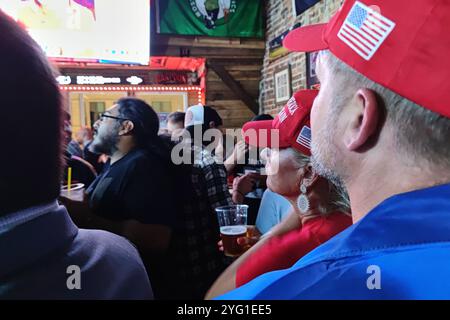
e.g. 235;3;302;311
152;46;264;59
207;58;263;66
209;63;258;115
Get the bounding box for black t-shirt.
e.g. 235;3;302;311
86;148;176;227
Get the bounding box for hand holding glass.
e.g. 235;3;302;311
216;205;249;257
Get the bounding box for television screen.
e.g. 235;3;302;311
0;0;150;65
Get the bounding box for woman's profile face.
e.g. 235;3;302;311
263;148;303;197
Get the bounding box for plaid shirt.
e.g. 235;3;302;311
170;146;233;299
192;146;233;209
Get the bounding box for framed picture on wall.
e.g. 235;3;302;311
275;67;291;103
292;0;321;17
306;51;320;89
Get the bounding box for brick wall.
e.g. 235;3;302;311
261;0;342;115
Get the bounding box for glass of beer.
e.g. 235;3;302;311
215;205;249;257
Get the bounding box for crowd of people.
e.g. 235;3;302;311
1;0;450;300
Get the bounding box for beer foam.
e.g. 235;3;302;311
220;225;247;236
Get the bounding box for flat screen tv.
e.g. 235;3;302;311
0;0;150;65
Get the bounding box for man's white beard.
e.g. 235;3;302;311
310;119;345;190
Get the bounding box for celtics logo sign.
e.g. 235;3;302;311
189;0;237;29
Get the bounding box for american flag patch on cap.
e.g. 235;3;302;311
296;126;311;150
338;1;395;60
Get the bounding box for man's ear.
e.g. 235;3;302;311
209;121;216;129
300;164;320;189
345;89;380;151
119;120;134;136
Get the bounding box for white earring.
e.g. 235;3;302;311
297;182;310;214
300;184;307;194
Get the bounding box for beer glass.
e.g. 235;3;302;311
215;205;249;257
60;183;85;202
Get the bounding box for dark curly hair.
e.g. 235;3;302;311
116;97;171;162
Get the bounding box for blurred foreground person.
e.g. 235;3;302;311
0;10;152;299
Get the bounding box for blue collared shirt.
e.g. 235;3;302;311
218;183;450;299
0;201;153;299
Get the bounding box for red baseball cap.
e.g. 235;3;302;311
283;0;450;119
242;90;318;156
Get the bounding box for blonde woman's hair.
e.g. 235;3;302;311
285;148;351;215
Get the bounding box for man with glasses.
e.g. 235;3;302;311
61;98;178;300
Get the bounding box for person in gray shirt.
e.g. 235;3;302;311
0;10;152;299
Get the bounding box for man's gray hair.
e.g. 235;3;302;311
321;50;450;169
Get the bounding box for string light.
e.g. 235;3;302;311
60;85;205;106
59;85;203;93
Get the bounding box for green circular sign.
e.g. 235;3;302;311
189;0;237;29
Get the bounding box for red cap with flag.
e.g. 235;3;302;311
242;90;318;156
283;0;450;119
